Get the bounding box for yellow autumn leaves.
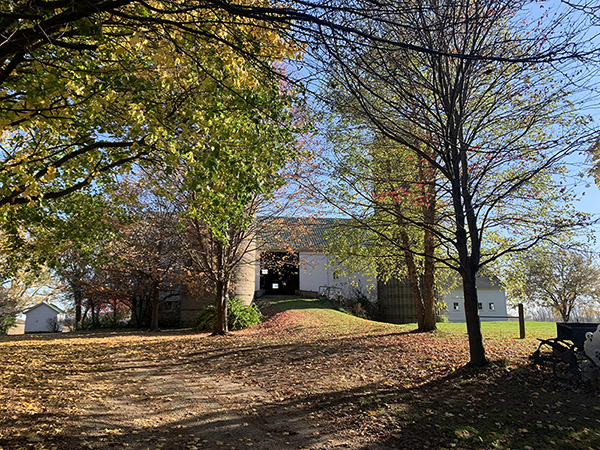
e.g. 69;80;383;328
0;0;302;211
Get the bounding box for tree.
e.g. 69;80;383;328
0;289;17;334
314;0;593;366
503;245;600;322
317;67;449;332
51;176;203;331
0;230;66;333
0;0;309;205
0;0;306;280
1;267;64;312
320;132;442;332
0;0;594;212
106;211;184;332
179;198;260;336
144;74;303;335
55;209;196;331
54;245;95;328
93;60;304;335
0;0;308;310
39;1;304;334
175;101;302;335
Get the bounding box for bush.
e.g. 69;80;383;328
46;317;64;333
344;288;380;321
326;288;381;321
78;313;130;331
193;297;262;332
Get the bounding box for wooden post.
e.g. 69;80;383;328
518;303;525;339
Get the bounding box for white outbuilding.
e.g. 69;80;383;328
23;302;65;333
443;276;508;323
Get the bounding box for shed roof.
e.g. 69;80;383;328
23;302;65;315
476;275;501;289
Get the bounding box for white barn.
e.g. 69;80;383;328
217;217;508;326
24;302;66;333
246;218;507;325
248;218;376;301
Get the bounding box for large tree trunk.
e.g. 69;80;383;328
462;268;487;367
454;144;487;367
557;299;571;322
420;167;438;332
213;279;229;336
149;281;160;332
130;295;140;328
81;306;89;325
74;294;82;326
131;294;151;328
394;157;438;332
421;237;437;332
70;281;83;327
399;229;436;332
89;298;99;327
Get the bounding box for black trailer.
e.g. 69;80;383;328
531;323;600;376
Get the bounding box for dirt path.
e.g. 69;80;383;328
65;355;355;450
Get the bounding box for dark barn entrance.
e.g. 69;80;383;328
260;252;299;295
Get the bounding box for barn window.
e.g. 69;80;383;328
272;283;279;289
453;302;459;310
489;302;495;311
477;302;482;310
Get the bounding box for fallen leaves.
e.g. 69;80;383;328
0;308;598;449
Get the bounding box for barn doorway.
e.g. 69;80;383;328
260;252;299;295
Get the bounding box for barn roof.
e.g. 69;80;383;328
259;217;343;252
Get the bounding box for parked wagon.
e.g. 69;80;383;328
531;323;600;377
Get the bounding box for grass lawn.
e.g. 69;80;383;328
1;298;598;450
439;319;556;338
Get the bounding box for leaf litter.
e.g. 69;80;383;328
1;304;599;449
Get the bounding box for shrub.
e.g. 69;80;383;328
193;297;262;332
326;288;381;321
350;288;381;321
78;313;130;331
228;297;263;330
46;317;64;333
436;314;450;323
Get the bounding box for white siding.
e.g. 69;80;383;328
24;304;63;333
444;287;508;323
299;252;376;299
300;253;330;292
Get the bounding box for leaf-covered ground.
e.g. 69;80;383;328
1;298;599;450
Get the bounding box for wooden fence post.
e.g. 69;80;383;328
518;303;525;339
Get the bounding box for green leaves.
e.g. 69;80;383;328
179;84;300;244
0;0;307;285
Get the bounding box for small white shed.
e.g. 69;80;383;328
24;302;65;333
444;276;508;323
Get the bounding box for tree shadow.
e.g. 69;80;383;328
4;321;598;449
